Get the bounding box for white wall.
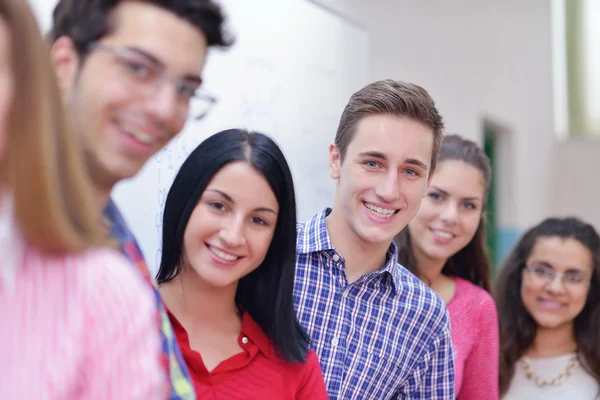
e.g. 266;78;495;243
551;139;600;229
311;0;560;236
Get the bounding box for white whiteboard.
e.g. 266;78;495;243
31;0;369;274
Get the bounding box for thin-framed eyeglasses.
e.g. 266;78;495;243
87;42;217;120
524;264;592;288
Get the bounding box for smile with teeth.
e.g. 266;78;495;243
121;123;157;145
364;202;398;218
208;245;239;261
432;229;455;239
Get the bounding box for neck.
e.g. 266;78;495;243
159;265;240;326
528;323;578;358
412;243;447;286
97;185;112;209
326;207;390;283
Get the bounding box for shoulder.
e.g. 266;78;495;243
68;248;155;314
397;263;448;317
393;263;451;337
285;349;327;395
452;277;496;312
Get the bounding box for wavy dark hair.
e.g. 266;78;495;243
156;128;310;363
395;134;493;291
494;217;600;395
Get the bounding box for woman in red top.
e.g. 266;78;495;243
157;129;328;399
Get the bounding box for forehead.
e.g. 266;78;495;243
528;236;593;274
431;160;486;198
207;161;279;211
105;2;208;73
348;114;433;166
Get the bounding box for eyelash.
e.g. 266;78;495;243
427;193;478;210
208;202;270;226
363;161;421;178
208;201;226;211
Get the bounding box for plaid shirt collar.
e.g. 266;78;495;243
297;207;403;294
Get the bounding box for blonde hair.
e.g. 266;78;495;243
0;0;104;253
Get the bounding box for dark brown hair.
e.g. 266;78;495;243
395;134;493;291
48;0;233;54
335;79;444;173
494;217;600;395
0;0;104;253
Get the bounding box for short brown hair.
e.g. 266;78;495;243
0;0;104;253
335;79;444;173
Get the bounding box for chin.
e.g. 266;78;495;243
532;315;567;330
358;227;397;246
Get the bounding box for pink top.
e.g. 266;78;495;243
447;276;499;400
0;197;167;399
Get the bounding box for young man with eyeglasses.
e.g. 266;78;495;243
48;1;232;399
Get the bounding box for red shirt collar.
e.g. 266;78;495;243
240;312;273;358
166;304;273;359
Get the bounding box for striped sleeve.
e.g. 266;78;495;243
78;249;168;399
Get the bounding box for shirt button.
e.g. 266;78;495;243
241;336;249;344
342;291;348;298
331;338;339;346
332;254;340;262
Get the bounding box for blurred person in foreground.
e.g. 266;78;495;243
0;0;166;398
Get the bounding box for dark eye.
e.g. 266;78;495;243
565;274;584;283
533;267;552;277
427;192;442;201
123;59;153;79
251;216;268;226
176;82;199;98
208;202;226;211
464;202;477;210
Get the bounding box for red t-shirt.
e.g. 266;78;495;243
168;310;328;400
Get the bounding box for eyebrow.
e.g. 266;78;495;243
429;186;482;202
127;46;203;85
206;189;278;214
358;151;429;171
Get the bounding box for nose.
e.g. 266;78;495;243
439;202;459;224
144;79;182;128
219;216;246;248
545;273;566;294
375;171;400;203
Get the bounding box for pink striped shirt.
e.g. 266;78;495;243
0;197;168;399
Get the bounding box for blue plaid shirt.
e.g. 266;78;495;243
105;200;196;400
293;209;455;399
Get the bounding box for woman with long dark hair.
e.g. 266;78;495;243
395;134;499;399
157;129;327;399
495;217;600;399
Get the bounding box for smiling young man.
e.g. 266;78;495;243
47;1;232;398
294;79;455;399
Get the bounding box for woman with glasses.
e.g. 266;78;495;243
157;129;328;399
495;217;600;399
0;0;165;398
394;134;499;399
